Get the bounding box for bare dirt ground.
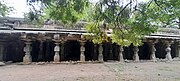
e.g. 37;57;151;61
0;61;180;81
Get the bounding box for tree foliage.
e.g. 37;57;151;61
27;0;90;25
0;1;11;17
148;0;180;28
26;0;180;46
85;0;157;46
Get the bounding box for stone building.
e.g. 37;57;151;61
0;21;180;63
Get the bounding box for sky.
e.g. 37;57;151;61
2;0;145;18
2;0;29;18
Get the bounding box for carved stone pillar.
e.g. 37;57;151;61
119;46;124;62
98;44;104;62
23;41;32;64
53;34;61;62
133;46;139;62
165;41;173;61
38;41;43;61
80;42;85;62
54;43;60;62
150;43;157;61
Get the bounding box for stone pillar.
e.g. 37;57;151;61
119;46;124;62
53;34;61;62
38;41;43;61
165;42;172;61
80;42;85;62
98;44;104;62
133;46;139;62
54;43;60;62
150;43;157;61
23;41;32;64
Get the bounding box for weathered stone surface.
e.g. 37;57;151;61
80;42;85;62
119;46;124;62
165;42;172;61
150;43;157;61
0;62;5;66
54;43;60;62
133;46;139;62
23;55;32;64
23;42;32;64
98;44;104;62
54;54;60;62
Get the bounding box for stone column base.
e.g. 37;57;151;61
80;55;85;62
119;54;124;62
166;53;172;61
54;54;60;62
133;55;139;62
23;55;32;64
150;54;157;62
98;54;104;62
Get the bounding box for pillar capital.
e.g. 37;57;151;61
53;34;60;40
53;34;62;43
80;41;86;46
164;40;174;45
147;39;158;44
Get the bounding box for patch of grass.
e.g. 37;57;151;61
76;77;86;80
104;63;125;72
175;78;180;80
159;67;173;71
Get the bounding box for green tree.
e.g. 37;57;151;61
27;0;90;25
26;0;179;46
85;0;157;46
0;1;11;17
148;0;180;28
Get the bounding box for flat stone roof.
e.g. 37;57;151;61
1;26;180;40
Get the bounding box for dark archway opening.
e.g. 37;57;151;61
124;44;134;60
155;41;166;59
31;41;39;62
112;43;119;61
139;42;150;60
43;41;55;62
171;43;177;58
5;40;24;62
85;41;94;61
63;40;80;61
31;41;55;62
102;42;119;61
